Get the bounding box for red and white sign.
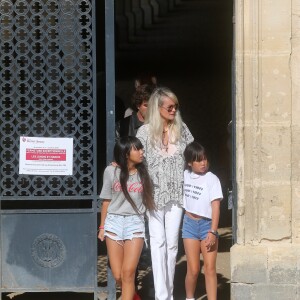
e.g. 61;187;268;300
26;149;67;161
19;137;73;175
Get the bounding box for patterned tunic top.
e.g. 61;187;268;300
136;123;194;209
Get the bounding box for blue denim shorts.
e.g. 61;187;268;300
104;213;145;241
182;214;212;240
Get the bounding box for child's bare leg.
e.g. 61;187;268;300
183;238;202;299
121;237;144;300
200;239;218;300
106;236;124;287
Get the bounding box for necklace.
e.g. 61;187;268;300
161;131;169;152
129;169;137;176
161;124;172;152
163;123;171;133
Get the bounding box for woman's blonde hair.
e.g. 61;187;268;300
145;87;183;146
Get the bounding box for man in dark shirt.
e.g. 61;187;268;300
116;84;155;138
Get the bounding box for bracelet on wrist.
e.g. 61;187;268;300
99;226;104;230
209;229;219;238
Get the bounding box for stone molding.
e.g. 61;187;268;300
235;0;293;244
232;0;300;297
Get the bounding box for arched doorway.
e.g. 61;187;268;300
97;0;234;299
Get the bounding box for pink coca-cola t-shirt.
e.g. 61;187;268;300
100;165;146;215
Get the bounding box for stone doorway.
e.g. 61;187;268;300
97;0;234;299
96;0;235;227
113;0;234;228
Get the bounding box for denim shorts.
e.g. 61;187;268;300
104;213;145;241
182;214;212;240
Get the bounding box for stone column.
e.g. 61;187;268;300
291;0;300;246
231;0;300;298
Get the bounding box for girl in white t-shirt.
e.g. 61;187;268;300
182;142;223;300
98;136;155;300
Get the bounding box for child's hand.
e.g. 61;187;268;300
98;229;105;241
110;161;119;167
205;232;216;252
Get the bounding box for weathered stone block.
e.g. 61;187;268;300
260;126;291;181
253;284;297;300
243;126;254;182
259;185;291;240
231;283;252;300
291;14;300;127
261;56;291;124
268;246;298;284
243;186;256;243
231;244;268;284
292;182;300;243
297;286;300;299
261;0;291;52
292;127;300;180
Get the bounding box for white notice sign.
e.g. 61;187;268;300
19;137;73;175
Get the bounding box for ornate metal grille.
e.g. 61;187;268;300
0;0;96;199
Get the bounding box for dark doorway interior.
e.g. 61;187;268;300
96;1;233;299
97;0;233;228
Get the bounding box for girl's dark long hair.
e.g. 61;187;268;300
114;136;155;213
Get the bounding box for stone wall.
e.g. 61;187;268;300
291;0;300;245
232;0;300;298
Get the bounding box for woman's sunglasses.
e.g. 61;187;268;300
160;104;178;112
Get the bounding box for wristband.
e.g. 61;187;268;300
209;229;219;238
99;226;104;230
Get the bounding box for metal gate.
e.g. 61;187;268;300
0;0;100;298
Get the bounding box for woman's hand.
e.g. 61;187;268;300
98;229;105;241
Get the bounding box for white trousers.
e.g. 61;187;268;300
148;202;183;300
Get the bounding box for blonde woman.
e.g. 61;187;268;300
136;87;194;300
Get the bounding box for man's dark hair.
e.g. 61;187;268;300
131;84;156;109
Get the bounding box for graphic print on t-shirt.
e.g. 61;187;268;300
112;180;143;193
183;171;223;219
184;183;206;201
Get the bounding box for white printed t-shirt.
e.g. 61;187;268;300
183;170;223;219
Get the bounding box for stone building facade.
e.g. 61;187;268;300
231;0;300;298
1;0;299;298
